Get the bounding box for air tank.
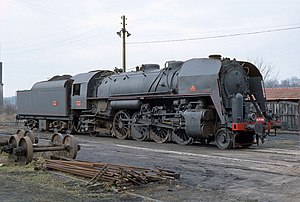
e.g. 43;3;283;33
232;93;244;123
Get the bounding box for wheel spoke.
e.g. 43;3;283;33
113;111;130;140
171;129;193;145
151;126;170;144
131;112;149;141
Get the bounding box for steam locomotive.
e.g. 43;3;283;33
16;55;277;149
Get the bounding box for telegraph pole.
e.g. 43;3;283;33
117;15;131;72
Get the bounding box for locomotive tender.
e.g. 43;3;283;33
17;55;274;149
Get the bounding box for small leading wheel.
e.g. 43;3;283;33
131;113;149;141
63;134;78;159
171;129;193;145
112;111;131;140
151;126;170;143
18;136;33;164
215;129;233;150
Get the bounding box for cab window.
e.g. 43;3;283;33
73;84;81;96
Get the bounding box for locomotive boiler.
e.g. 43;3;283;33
17;55;275;149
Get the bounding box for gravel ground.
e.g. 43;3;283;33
0;120;299;202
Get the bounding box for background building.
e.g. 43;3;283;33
265;87;300;131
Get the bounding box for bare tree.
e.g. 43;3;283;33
280;76;300;87
262;76;300;88
3;103;16;115
248;56;279;81
264;79;280;88
3;100;17;115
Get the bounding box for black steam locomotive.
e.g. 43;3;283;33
17;55;277;149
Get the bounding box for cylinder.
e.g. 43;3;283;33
201;109;214;121
183;110;215;138
200;121;215;138
232;93;244;123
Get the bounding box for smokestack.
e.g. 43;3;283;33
0;62;3;113
209;54;222;61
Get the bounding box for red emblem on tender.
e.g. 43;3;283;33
189;85;197;92
76;100;81;107
52;101;57;107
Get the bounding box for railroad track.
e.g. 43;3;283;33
79;142;300;177
248;148;300;156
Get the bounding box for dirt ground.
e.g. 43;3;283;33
0;115;299;202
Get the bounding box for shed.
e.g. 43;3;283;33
265;87;300;130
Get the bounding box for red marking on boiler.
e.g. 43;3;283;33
189;85;197;92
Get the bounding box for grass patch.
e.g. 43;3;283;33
0;156;117;201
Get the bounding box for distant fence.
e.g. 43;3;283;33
267;101;299;131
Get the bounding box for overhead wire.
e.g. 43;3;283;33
3;25;106;45
3;2;300;63
4;27;116;54
134;23;300;37
128;26;300;45
3;0;118;55
7;0;115;23
6;35;116;64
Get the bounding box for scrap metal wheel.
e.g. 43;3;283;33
51;133;64;144
112;111;131;140
8;135;22;161
215;128;233;150
151;126;170;143
24;130;36;144
16;129;25;138
131;113;149;141
18;136;33;164
171;129;193;145
8;135;21;148
50;133;64;157
62;134;78;159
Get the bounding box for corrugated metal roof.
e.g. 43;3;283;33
265;87;300;100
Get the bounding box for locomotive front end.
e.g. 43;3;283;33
217;58;269;148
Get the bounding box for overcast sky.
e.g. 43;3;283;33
0;0;299;97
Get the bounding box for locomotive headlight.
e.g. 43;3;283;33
248;113;256;121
